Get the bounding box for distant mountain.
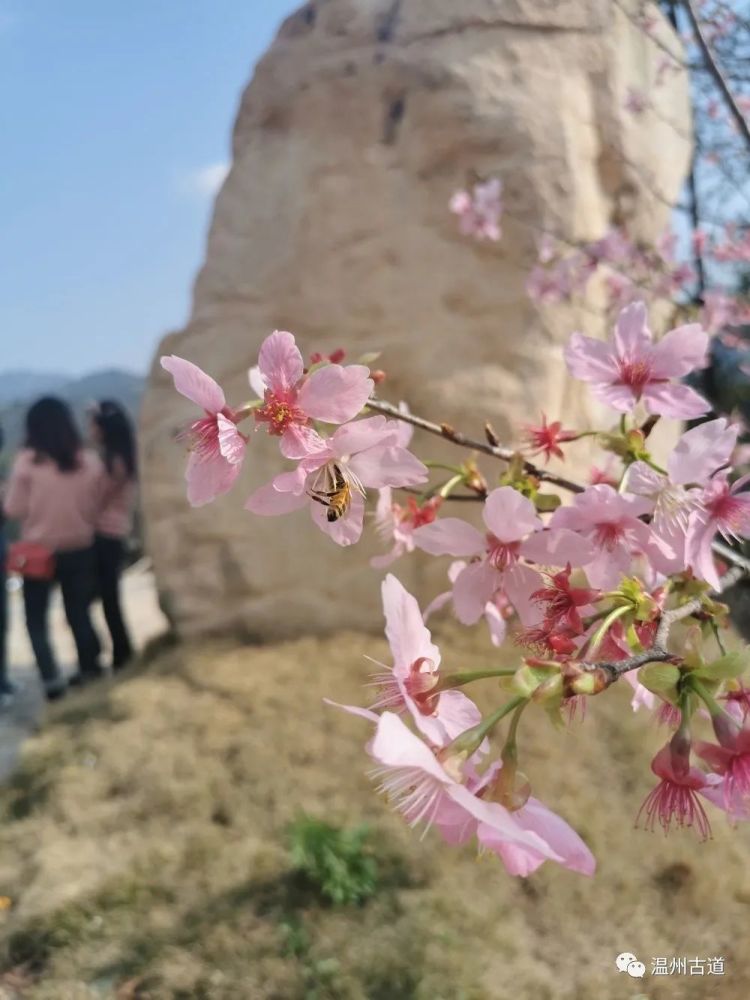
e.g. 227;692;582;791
0;368;145;471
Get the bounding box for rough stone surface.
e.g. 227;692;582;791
140;0;692;640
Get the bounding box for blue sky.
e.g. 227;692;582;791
0;1;298;376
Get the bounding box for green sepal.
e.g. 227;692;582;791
639;663;681;703
694;650;747;682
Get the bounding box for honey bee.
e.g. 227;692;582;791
308;462;352;522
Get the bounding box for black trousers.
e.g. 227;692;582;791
23;546;101;686
94;534;133;668
0;534;7;687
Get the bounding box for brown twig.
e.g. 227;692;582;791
366;398;585;495
682;0;750;152
582;563;746;687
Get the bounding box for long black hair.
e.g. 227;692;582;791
91;400;137;479
25;397;82;472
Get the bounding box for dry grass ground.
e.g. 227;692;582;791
0;622;748;999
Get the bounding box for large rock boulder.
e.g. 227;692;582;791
140;0;692;640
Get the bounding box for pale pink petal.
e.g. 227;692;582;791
258;330;304;392
624;671;656;713
449;785;562;856
422;590;453;621
348;445;428;489
668;418;737;485
564;333;619;381
244;480;308;515
216;413;245;465
505;798;595;875
323;698;379;724
585;546;632;589
161;355;225;413
297;364;373;423
412;519;485;558
477;825;549;877
433;689;482;740
642;382;710;419
625;461;664;499
613;300;651;358
382;574;441;674
185;451;240;507
483;602;507;646
311;489;365;546
280;424;327;460
369;711;453;783
452;561;499;625
588;380;639;413
329;416;392;457
503;563;544;626
520;527;596;568
247;364;266;399
482;487;541;542
650;323;709;378
686;515;721;589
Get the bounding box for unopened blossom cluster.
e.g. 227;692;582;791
162;295;750;879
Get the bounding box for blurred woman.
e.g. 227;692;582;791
0;421;13;706
89;400;137;669
3;397;103;698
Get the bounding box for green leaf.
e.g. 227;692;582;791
694;650;747;682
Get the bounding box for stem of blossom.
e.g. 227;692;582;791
588;604;632;654
438;473;466;499
438;695;527;772
434;668;517;692
580;564;746;688
711;621;728;657
689;676;740;748
640;414;660;440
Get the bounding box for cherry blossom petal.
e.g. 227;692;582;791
258;330;304;392
412;519;485;558
520;527;596;568
492;798;595;876
247;364;266;399
324;699;379;724
216;413;246;465
185;451;240;507
564;333;620;381
161;355;226;413
422;590;453;621
298;364;374;423
483;602;507;647
382;574;441;674
482;487;542;542
613;300;651;358
244;480;309;516
503;563;544;626
642;382;710;419
280;424;327;461
650;323;709;378
329;416;393;457
452;561;499;624
668;418;738;485
348;445;428;489
588;380;639;413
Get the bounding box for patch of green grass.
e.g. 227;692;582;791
288;815;378;907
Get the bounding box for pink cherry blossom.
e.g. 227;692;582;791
367;712;570;866
362;575;482;746
637;743;720;840
413;486;568;626
245;416;428;546
371;487;442;569
695;725;750;817
628;418;739;575
160;355;247;507
564;301;710;418
535;484;651;589
449;178;502;242
423;560;512;647
249;330;373;459
686;473;750;589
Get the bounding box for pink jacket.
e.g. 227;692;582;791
96;458;136;538
3;448;103;552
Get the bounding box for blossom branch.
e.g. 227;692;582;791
682;0;750;151
581;563;746;688
365;397;585;495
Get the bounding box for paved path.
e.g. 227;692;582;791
0;563;167;779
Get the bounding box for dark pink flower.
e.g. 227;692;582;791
637;744;717;841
